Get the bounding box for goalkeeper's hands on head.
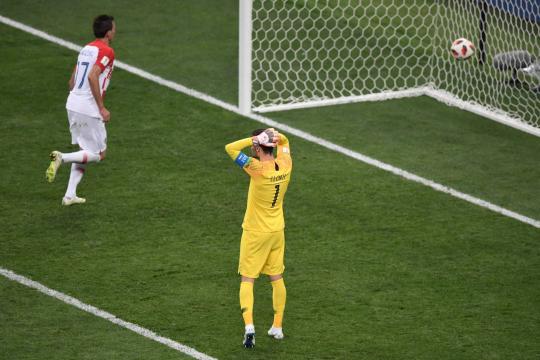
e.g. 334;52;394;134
253;128;279;147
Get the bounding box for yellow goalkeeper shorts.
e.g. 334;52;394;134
238;230;285;278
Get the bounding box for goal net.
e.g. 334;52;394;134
240;0;540;135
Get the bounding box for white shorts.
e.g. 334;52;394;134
67;110;107;154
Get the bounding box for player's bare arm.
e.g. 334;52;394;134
88;64;110;122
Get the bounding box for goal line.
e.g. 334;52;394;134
253;86;540;138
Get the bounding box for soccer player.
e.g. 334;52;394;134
45;15;116;205
225;128;293;348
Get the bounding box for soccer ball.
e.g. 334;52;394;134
451;38;475;60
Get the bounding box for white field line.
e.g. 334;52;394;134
1;15;539;231
253;87;429;113
0;267;217;360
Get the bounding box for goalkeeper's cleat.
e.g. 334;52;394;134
46;151;62;183
62;196;86;206
267;326;284;340
243;332;255;348
243;325;255;348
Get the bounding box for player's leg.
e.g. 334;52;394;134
61;150;102;164
268;274;286;339
47;149;101;183
238;230;272;348
60;149;104;204
62;163;87;206
262;231;286;339
240;276;256;348
46;111;104;183
238;230;257;348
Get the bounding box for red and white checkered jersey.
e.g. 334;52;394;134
66;40;115;119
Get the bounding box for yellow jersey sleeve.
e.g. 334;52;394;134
225;137;267;178
276;133;292;171
225;137;253;169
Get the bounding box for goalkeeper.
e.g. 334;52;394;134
225;128;293;348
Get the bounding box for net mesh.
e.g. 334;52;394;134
251;0;540;129
431;0;540;128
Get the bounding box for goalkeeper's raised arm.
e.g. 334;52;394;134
225;128;282;168
225;137;253;168
276;132;291;161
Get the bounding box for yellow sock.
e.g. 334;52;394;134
271;278;286;328
240;281;254;326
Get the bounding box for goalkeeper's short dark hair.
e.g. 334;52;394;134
252;129;274;155
93;15;114;38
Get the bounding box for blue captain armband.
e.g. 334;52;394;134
235;152;250;168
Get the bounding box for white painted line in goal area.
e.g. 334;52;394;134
2;14;539;231
253;87;429;113
0;267;217;360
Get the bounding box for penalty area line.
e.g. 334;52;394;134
0;267;218;360
1;13;539;231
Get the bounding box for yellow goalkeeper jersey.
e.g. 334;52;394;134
225;134;293;233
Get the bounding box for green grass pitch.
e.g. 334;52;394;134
1;1;539;359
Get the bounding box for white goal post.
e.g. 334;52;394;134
238;0;540;137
